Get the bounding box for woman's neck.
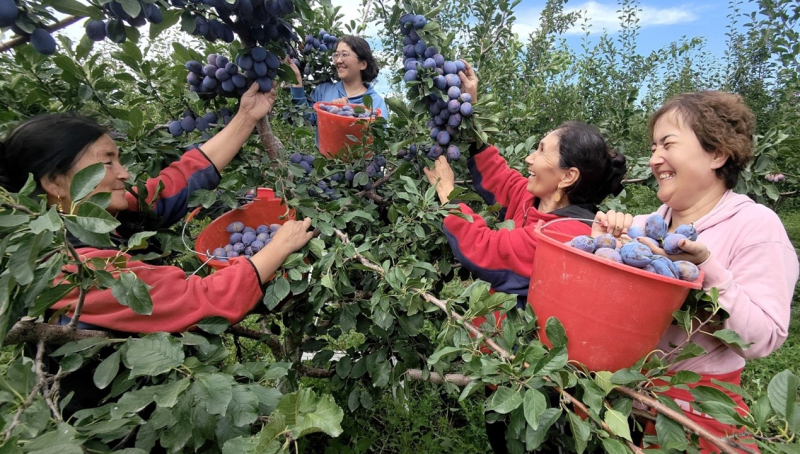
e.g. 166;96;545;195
536;195;569;214
341;79;366;97
669;185;728;229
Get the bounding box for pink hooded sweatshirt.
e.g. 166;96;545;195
633;190;798;375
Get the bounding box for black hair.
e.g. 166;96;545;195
337;35;379;83
0;113;108;193
556;121;626;205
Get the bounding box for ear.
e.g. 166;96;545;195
40;174;69;200
359;59;367;71
710;149;729;170
558;167;580;189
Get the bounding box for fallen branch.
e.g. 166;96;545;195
4;319;110;346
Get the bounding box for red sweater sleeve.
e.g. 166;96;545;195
125;147;221;228
443;204;591;296
467;145;530;210
51;248;263;333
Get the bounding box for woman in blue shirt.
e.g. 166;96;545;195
287;35;388;131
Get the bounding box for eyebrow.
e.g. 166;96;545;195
652;133;678;145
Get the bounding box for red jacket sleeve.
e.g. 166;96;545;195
467;145;530;211
125;147;221;228
443;204;591;296
51;248;264;333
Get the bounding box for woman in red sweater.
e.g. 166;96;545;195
424;62;627;454
0;83;314;334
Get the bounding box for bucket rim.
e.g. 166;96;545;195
534;222;703;290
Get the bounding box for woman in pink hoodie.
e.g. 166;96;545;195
595;91;798;452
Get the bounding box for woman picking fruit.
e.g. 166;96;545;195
0;82;315;334
593;91;799;452
424;60;627;307
287;35;388;144
424;60;627;454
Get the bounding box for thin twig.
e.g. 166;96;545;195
227;324;284;357
3;340;48;438
405;369;473;387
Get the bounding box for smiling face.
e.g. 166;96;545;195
649;110;728;212
333;42;367;84
524;130;569;199
46;134;130;214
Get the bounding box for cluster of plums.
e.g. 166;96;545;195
210;222;282;260
766;173;786;182
168;109;232;137
398;12;469;161
567;213;701;282
317;103;377;119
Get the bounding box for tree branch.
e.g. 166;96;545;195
3;319;109;346
227;323;284;357
0;15;82;53
405;369;473;386
256;115;283;160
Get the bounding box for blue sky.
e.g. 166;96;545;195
330;0;759;95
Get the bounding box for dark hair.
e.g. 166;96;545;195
649;91;755;189
0;113;108;193
337;35;379;83
556;121;626;205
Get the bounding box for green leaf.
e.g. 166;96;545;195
228;385;260;427
111;272;153;315
51;337;113;356
690;385;737;407
567;411;591;454
604;407;632;441
601;439;629;454
670;370;702;386
768;370;799;421
752;394;774;429
188;189;217;208
70;162;106;203
29;206;62;233
485;386;523;415
544;317;568;348
126;231;156;250
122;333;185;377
194;373;235;415
152;378;191;408
75;201;121;233
93;350;120;390
31;283;75;317
673;342;706;363
610;369;648;385
522;388;547;430
711;329;752;350
295;394;344;438
117;0;141;17
655;412;688;451
525;407;561;449
0;213;29;227
43;0;97;17
594;371;616;395
197;316;229;335
64;216;113;247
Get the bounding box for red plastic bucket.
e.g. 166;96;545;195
528;221;703;371
314;101;381;160
190;188;295;272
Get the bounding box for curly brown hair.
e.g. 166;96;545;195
649;91;755;189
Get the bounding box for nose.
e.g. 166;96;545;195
117;163;130;181
649;147;664;168
524;151;535;166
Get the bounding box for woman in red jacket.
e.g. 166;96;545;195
0;83;314;334
424;62;627;454
424;61;627;309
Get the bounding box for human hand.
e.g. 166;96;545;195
330;97;349;105
284;56;303;87
458;59;478;104
591;210;634;237
636;236;711;265
423;156;456;203
271;217;315;253
237;82;277;123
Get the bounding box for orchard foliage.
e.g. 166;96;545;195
1;0;800;453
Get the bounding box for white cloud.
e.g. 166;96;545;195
512;1;700;39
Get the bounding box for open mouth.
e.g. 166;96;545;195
658;172;675;181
